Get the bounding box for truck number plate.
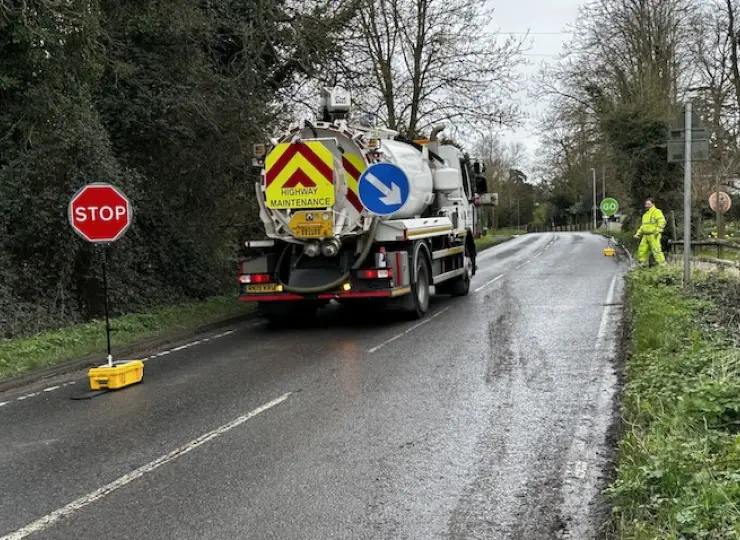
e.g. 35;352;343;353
246;284;278;293
288;211;333;239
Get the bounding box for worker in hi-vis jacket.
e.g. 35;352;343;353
634;198;667;266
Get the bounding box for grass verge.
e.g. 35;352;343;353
493;227;527;236
0;296;255;380
607;266;740;539
475;233;517;251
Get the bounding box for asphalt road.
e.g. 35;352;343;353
0;233;627;540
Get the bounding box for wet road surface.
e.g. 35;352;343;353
0;233;627;540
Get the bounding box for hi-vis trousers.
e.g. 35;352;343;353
637;233;665;265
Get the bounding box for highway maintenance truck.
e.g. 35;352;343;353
237;87;488;323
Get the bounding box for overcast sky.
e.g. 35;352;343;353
490;0;584;177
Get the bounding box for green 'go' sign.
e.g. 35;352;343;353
600;197;619;217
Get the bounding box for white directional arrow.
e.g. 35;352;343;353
366;173;402;206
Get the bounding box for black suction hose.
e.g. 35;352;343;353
304;120;319;139
274;217;381;294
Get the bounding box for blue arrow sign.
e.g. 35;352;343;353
357;163;410;216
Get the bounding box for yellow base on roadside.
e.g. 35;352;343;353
603;247;616;256
88;360;144;390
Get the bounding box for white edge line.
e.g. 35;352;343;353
474;274;504;293
2;331;242;409
368;306;451;354
595;275;618;349
0;392;293;540
560;272;621;518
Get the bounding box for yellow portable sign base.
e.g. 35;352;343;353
88;360;144;390
603;247;615;256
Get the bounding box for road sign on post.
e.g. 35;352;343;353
667;105;710;163
68;183;133;243
67;183;142;389
600;197;619;217
709;191;732;214
358;163;410;216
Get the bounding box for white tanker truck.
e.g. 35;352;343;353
237;87;488;323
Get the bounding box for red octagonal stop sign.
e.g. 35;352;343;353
68;183;133;243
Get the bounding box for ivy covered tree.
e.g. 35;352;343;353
0;0;356;338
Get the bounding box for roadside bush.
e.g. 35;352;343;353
608;267;740;539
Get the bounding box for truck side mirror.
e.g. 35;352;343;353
472;161;486;175
474;174;487;194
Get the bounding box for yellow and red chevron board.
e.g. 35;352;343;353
264;141;335;209
341;153;366;213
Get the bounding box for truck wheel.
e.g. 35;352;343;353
448;244;472;297
401;249;430;319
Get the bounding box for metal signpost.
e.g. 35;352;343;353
667;103;710;285
591;168;597;230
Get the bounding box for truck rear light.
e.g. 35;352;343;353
238;273;272;284
358;269;391;279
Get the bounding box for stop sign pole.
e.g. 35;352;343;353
68;183;133;368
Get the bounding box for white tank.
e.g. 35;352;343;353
375;139;434;219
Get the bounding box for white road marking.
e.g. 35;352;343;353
572;459;588;479
0;401;8;408
6;382;77;406
595;275;618;349
559;273;621;537
140;330;237;363
541;237;557;252
474;274;504;293
368;307;451;353
2;329;241;410
0;392;292;540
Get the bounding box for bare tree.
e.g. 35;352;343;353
337;0;527;138
690;1;740;162
532;0;702;219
